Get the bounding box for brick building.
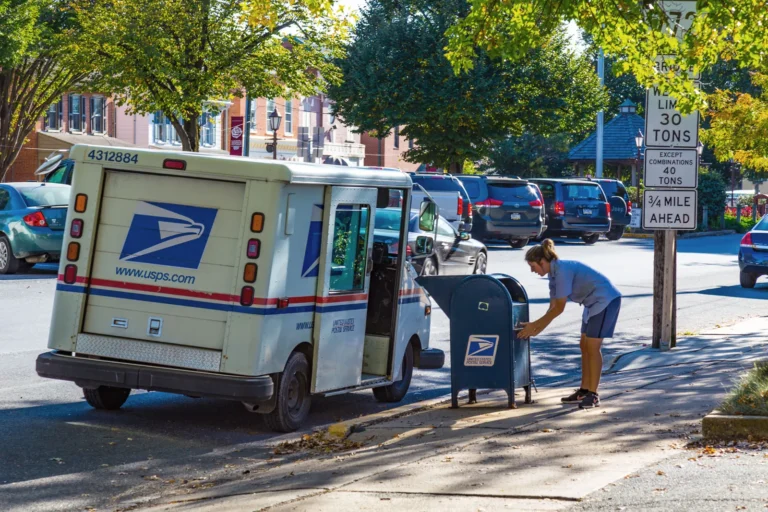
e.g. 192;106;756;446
362;127;419;172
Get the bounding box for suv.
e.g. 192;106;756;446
456;175;545;248
411;174;473;233
529;178;611;245
591;178;631;240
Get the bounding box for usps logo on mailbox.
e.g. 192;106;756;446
464;335;499;367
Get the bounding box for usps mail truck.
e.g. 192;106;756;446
36;145;445;432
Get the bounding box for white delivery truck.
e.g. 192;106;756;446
36;145;444;432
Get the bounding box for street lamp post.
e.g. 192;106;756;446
268;108;282;160
634;129;644;209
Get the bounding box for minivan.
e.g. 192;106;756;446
591;178;632;240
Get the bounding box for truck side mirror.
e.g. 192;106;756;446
419;200;437;232
415;236;433;255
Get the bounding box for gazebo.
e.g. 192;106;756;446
568;99;646;186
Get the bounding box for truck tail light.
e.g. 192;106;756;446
67;242;80;262
163;159;186;170
627;200;632;214
243;263;257;283
457;196;463;216
63;264;77;284
529;199;543;208
554;201;565;216
467;203;473;217
247;239;260;258
74;194;88;213
475;198;503;207
425;305;431;316
70;219;83;238
240;286;254;306
606;203;611;217
741;232;754;247
406;244;412;257
23;211;47;227
251;213;264;233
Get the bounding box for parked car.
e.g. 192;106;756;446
0;183;70;274
529;178;611;245
738;215;768;288
35;153;75;184
411;174;473;233
373;208;487;276
456;175;545;248
591;178;632;240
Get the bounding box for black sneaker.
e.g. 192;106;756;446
561;388;589;404
579;392;600;409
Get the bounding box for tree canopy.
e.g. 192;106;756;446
73;0;353;151
328;0;605;172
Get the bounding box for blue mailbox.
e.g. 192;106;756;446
417;274;533;409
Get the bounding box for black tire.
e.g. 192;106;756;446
581;234;600;245
509;238;529;249
605;226;625;241
474;251;487;274
373;342;413;403
421;256;438;276
83;386;131;410
0;236;26;275
264;351;312;433
740;271;757;289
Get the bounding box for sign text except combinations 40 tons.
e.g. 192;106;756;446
643;190;698;230
644;148;699;189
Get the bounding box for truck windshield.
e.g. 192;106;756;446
18;185;70;207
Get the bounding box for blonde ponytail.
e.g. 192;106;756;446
525;238;559;263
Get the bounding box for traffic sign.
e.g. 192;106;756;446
661;1;697;41
645;86;700;149
654;55;700;81
643;148;699;189
642;189;698;230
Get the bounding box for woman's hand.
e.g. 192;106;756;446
518;321;543;339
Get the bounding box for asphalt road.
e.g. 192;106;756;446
1;234;765;510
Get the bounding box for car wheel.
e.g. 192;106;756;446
509;238;529;249
474;251;487;274
581;234;600;245
83;386;131;410
421;257;438;276
740;271;757;289
373;342;413;403
605;226;625;241
264;351;312;433
0;235;24;275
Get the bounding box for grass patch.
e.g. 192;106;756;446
719;363;768;416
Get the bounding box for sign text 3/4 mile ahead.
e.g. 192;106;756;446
643;190;697;230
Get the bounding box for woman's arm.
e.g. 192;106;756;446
518;297;567;338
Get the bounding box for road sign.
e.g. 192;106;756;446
643;190;698;230
654;55;700;81
661;1;697;41
644;148;699;189
645;86;700;149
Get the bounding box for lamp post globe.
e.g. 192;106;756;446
268;108;282;160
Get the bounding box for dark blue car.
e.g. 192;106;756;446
738;215;768;288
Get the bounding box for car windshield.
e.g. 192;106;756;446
487;182;537;201
17;185;70;207
755;216;768;231
563;184;606;201
374;208;402;231
412;176;460;192
45;165;69;184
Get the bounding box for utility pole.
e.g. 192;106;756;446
596;48;605;178
244;96;252;157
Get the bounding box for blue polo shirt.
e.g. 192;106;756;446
549;259;621;321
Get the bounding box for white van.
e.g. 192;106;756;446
36;145;444;432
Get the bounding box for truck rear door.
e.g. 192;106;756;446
81;169;245;354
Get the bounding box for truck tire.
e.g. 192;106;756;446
581;234;600;245
605;226;625;241
264;352;312;433
740;271;757;289
83;386;131;410
473;251;487;274
421;257;437;276
509;238;529;249
0;236;29;275
373;343;413;403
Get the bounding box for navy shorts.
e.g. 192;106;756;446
581;297;621;339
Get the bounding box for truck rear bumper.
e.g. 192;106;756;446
418;348;445;369
36;351;274;403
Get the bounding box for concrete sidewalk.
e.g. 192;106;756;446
130;318;768;512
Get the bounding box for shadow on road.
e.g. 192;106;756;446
0;264;58;281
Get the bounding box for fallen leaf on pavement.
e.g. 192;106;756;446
657;471;666;476
541;429;553;433
562;464;573;469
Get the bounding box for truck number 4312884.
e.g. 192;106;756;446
87;150;139;164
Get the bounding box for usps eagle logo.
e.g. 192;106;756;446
119;201;218;269
464;335;499;367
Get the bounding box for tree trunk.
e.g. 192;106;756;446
171;116;200;152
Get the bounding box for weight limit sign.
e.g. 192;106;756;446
644;148;699;189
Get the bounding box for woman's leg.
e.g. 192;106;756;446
584;336;604;392
579;333;589;390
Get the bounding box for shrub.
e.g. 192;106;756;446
719;363;768;417
698;170;727;228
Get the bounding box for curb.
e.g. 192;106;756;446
623;233;654;239
702;410;768;441
679;230;736;239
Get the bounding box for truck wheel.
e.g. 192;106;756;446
264;352;312;433
83;386;130;410
509;238;529;249
0;236;27;275
581;234;600;245
421;257;437;276
373;343;413;403
473;252;487;274
605;226;625;241
740;271;757;289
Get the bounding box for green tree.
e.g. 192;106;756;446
328;0;605;172
445;1;768;115
0;0;90;181
481;133;574;178
74;0;352;151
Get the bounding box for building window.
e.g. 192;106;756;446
302;110;312;129
249;99;257;133
409;136;414;150
394;126;400;149
45;99;63;131
68;95;86;132
153;111;180;145
284;99;293;134
199;112;216;147
266;98;275;133
90;96;106;134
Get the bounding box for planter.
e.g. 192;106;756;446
702;410;768;441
